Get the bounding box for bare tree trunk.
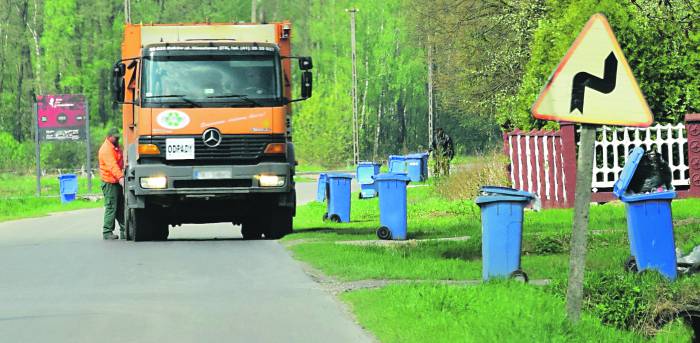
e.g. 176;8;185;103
373;88;384;160
124;0;131;23
26;0;42;95
397;90;406;153
14;0;29;141
359;53;369;143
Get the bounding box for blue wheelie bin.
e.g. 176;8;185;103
356;162;381;199
316;173;328;202
404;154;425;182
613;147;677;280
476;186;535;281
374;173;411;240
325;173;353;223
418;152;429;180
58;174;79;203
388;155;407;174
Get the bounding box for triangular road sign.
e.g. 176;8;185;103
531;13;653;127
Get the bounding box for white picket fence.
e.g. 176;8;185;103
591;124;689;190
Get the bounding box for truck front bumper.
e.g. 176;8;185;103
127;162;292;197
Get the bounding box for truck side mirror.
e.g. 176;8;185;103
301;71;312;99
112;62;126;103
299;57;313;70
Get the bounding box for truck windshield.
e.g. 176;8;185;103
141;54;281;108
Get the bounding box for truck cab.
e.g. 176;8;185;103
113;22;312;241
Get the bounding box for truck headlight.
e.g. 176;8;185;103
140;176;167;189
258;175;285;187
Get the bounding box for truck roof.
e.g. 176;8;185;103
123;22;290;59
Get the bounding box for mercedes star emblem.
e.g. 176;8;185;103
202;128;222;148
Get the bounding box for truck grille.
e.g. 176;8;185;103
141;135;285;164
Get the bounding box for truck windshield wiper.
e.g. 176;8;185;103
145;94;201;107
207;94;262;107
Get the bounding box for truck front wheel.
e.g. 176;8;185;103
239;219;263;240
264;210;293;240
129;208;155;242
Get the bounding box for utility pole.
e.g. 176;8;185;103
347;8;359;165
427;43;434;150
124;0;131;24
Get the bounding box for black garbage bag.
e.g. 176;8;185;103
628;149;673;194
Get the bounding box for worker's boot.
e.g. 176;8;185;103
103;232;118;240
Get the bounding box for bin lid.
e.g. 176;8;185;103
327;173;353;179
613;147;645;198
475;194;532;205
620;190;676;203
58;173;77;180
372;173;411;182
404;154;424;160
479;186;535;199
358;161;381;166
389;155;406;160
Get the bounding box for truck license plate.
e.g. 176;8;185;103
193;168;232;180
165;138;195;160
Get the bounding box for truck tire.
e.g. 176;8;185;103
124;206;133;241
129;208;154;242
264;210;293;240
240;219;263;240
152;221;169;241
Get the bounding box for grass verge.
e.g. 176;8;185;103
0;174;102;222
342;282;644;342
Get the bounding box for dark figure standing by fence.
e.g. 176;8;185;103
430;128;454;177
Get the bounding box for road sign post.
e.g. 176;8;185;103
565;124;595;321
530;13;653;322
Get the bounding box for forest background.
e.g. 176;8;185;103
0;0;697;171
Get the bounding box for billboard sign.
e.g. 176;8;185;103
36;94;87;141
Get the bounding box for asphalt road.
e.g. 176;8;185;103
0;181;371;342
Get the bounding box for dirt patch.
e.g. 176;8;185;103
288;251;551;296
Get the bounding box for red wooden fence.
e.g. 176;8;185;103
504;114;700;209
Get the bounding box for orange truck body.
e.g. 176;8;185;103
114;22;311;240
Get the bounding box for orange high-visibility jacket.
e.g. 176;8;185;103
98;139;124;183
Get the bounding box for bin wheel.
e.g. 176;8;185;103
377;226;392;240
330;214;341;223
358;193;363;199
624;256;638;273
510;270;529;283
322;213;328;221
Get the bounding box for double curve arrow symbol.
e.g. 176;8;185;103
570;52;618;113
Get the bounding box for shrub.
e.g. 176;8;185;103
433;150;510;200
547;271;700;337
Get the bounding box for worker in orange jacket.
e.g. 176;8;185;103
98;128;125;240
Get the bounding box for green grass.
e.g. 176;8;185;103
342;282;644;342
293;175;316;183
287;183;700;340
0;173;100;197
0;174;102;222
288;187;700;282
296;162;355;173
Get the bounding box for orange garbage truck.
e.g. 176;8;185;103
112;22;312;241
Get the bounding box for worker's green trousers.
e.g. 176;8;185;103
101;182;125;235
